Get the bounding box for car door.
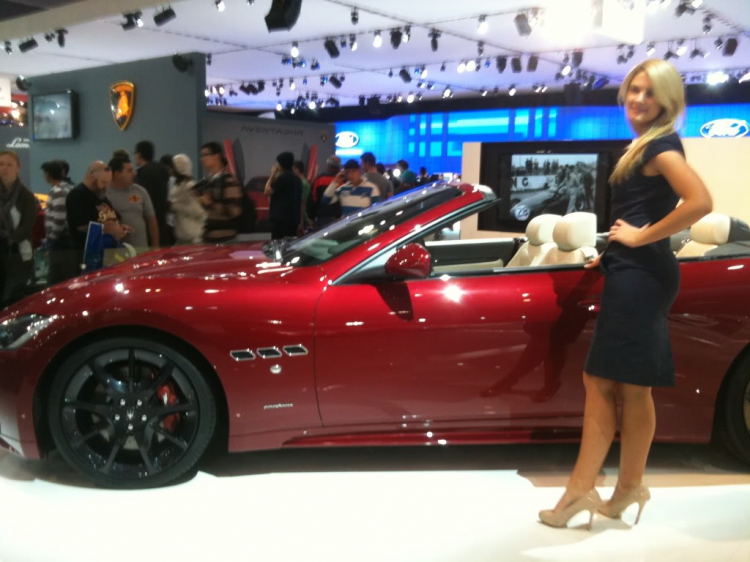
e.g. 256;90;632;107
314;265;604;428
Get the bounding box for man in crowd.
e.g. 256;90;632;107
107;157;159;251
66;161;128;268
134;140;172;245
308;155;342;228
197;141;243;242
41;160;77;283
396;159;417;193
264;151;302;240
416;166;431;186
293;160;313;231
322;159;381;217
360;152;392;200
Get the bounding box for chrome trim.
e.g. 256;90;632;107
256;347;282;359
283;344;309;357
230;349;255;361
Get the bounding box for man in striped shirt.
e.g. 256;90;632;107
42;160;78;283
322;159;381;217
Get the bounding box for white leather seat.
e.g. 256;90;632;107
507;214;562;267
538;212;598;266
676;213;731;258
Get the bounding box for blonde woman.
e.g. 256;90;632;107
170;154;206;245
539;60;713;529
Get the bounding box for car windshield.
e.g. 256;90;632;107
264;183;463;266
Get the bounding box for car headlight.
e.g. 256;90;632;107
513;205;530;221
0;314;54;350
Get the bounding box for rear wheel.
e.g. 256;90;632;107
718;352;750;465
48;337;216;488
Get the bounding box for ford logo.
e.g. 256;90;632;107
335;131;359;149
700;119;750;139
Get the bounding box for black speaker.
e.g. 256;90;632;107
723;37;738;56
172;54;193;72
265;0;302;32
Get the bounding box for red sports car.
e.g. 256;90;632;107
0;182;748;488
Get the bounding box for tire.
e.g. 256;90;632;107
717;351;750;465
48;337;216;488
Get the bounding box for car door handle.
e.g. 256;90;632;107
578;299;601;313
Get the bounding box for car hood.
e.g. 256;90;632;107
513;189;557;208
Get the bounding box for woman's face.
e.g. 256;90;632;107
0;154;20;186
625;71;663;130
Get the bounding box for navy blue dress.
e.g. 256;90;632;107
584;133;682;387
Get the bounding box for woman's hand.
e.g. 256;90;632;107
609;219;649;248
584;253;601;269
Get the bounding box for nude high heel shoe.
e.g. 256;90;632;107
598;485;651;524
539;489;602;530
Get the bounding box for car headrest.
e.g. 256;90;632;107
729;217;750;242
690;213;731;245
526;214;562;245
552;212;597;251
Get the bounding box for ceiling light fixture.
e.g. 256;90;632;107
572;51;583;68
349;34;357;51
674;1;695;17
403;26;411;43
324;38;340;58
215;0;225;12
738;70;750;83
407;93;415;103
328;75;343;88
703;15;712;34
440;62;446;72
18;38;38;53
477;41;484;57
646;42;656;56
4;41;11;55
390;29;402;49
496;56;507;73
723;37;738;56
509;84;516;96
527;54;538;72
56;29;68;47
399;68;412;83
310;59;320;70
514;12;532;36
351;8;359;25
276;102;283;111
154;7;176;26
676;39;687;56
478;15;488;35
466;59;477;72
291;42;299;57
511;57;522;73
429;30;441;52
457;61;466;73
706;70;729;85
373;31;382;48
442;86;452;98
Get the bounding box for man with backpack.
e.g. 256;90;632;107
197;141;244;243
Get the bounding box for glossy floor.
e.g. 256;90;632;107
0;443;748;562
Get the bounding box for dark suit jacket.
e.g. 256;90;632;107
136;161;171;244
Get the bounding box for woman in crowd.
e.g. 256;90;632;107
169;154;206;245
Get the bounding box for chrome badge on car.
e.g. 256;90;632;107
700;119;750;139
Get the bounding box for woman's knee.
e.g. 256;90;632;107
582;372;618;398
619;382;652;402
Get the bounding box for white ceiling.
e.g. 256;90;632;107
0;0;748;110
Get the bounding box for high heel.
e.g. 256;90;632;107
539;489;602;530
598;485;651;524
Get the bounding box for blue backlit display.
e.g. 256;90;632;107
335;103;750;173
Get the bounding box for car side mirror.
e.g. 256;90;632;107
384;243;431;279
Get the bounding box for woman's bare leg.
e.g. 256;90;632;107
555;372;618;510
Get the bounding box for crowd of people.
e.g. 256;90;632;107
0;139;443;306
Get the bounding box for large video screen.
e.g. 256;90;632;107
32;91;77;140
507;153;598;222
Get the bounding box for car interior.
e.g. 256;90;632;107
421;211;750;277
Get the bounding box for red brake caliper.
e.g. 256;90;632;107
155;380;181;433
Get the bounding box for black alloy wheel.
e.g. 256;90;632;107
718;351;750;465
48;337;216;488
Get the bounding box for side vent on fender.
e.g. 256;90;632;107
257;347;283;359
283;345;309;357
230;349;256;361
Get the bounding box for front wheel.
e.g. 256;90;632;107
48;337;216;488
717;352;750;465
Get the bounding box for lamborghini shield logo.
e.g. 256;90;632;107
110;81;135;131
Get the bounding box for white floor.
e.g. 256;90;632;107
0;443;749;562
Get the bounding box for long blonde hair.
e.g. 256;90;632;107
609;60;685;185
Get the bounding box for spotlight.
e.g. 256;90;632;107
44;32;55;42
572;51;583;68
480;88;488;97
276;102;283;111
399;68;412;83
691;0;704;6
714;37;724;50
350;34;358;51
723;38;738;56
477;41;484;57
215;0;225;12
359;95;366;106
328;75;342;88
527;55;538;72
466;59;477;72
674;2;695;17
351;8;359;25
121;12;143;30
689;47;706;59
703;16;712;34
291;42;299;57
676;40;687;56
457;61;466;73
16;75;30;91
257;80;265;92
440;62;446;72
739;70;750;83
218;85;225;95
511;57;522;73
206;53;212;66
407;93;415;103
310;59;320;70
593;76;610;89
302;77;308;86
309;100;317;110
18;38;38;53
509;84;516;96
4;41;11;54
561;63;572;76
384;28;401;50
646;42;656;56
478;15;488;35
430;30;440;52
403;26;411;43
496;56;507;73
229;88;238;97
289;79;295;90
664;49;677;60
388;68;393;78
324;38;340;58
56;29;68;48
442;86;452;98
707;70;729;85
373;31;382;48
340;37;347;48
154;7;176;26
420;67;428;79
514;13;532;36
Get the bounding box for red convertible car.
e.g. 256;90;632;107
1;182;749;488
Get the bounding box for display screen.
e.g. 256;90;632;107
506;153;598;222
32;91;77;140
